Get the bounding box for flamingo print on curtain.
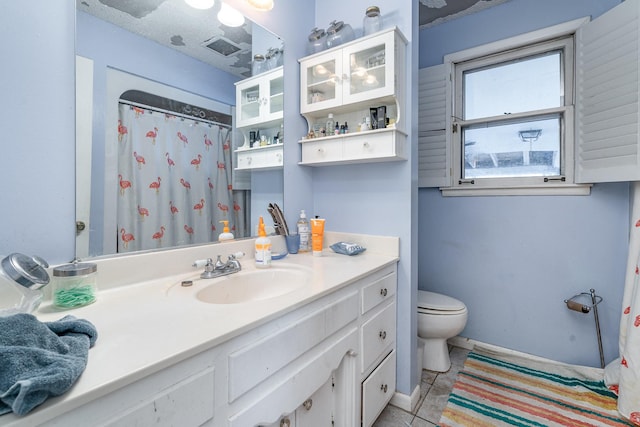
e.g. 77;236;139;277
605;181;640;425
116;103;246;253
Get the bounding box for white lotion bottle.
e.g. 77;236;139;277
297;210;311;253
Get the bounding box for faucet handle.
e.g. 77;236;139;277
193;258;213;268
228;251;245;260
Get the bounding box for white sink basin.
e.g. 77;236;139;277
167;264;312;305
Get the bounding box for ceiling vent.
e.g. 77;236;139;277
203;37;242;56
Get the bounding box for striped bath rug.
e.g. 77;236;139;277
439;348;633;426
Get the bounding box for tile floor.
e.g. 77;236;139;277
373;346;471;427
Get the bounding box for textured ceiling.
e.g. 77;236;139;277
419;0;510;28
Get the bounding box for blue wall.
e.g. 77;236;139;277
0;1;76;263
312;0;419;396
419;0;628;367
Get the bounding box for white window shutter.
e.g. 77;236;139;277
576;0;640;183
419;64;450;187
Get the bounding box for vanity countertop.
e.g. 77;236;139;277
0;232;399;426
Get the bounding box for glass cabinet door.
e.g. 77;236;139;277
342;30;395;104
266;70;284;121
237;82;261;126
300;51;343;113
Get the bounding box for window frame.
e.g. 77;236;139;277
442;18;592;196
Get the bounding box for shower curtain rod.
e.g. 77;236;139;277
118;100;232;129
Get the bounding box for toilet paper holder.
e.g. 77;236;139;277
564;289;602;313
564;288;604;368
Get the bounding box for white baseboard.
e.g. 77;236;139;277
389;384;421;413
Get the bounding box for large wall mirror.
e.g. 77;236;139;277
75;0;284;259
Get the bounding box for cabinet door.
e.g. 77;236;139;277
236;79;262;128
263;69;284;123
342;30;396;105
300;50;344;114
295;375;334;427
236;67;283;128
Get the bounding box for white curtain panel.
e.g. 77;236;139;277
605;181;640;425
116;104;246;252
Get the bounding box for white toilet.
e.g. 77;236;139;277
417;290;468;372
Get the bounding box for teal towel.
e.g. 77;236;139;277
0;313;98;416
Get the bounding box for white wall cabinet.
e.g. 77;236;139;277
234;66;284;172
298;28;407;166
41;264;397;427
236;67;283;129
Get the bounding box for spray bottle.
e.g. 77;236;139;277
218;220;234;242
255;216;272;268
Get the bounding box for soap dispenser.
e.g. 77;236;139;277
255;216;272;268
218;220;234;242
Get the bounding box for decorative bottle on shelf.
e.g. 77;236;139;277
335;122;341;135
326;113;335;136
297;210;311;253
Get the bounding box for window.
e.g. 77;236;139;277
449;36;583;194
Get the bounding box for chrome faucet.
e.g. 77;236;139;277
193;252;244;279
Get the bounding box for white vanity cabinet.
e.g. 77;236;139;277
298;28;407;166
25;262;397;427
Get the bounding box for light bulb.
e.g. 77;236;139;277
184;0;215;10
218;3;245;27
247;0;274;11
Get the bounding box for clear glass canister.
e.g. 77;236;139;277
326;20;355;49
52;262;98;309
363;6;382;36
0;253;50;316
252;54;266;76
307;27;327;55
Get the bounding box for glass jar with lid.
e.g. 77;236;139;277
252;54;266;76
307;27;327;55
0;253;49;316
325;20;355;49
363;6;383;36
52;262;98;309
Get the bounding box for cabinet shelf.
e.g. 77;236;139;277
298;128;407;166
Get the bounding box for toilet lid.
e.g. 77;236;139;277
417;291;466;311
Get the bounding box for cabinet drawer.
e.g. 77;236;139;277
301;139;342;163
361;301;396;373
361;271;396;314
343;131;399;161
362;350;396;427
236;147;283;170
228;291;358;402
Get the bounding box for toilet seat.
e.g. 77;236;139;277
418;290;466;314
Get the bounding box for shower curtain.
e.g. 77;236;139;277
605;182;640;425
116;103;247;252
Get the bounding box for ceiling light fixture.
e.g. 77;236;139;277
218;3;245;27
184;0;215;10
246;0;274;11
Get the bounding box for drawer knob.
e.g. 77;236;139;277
380;288;388;297
379;330;387;340
363;141;370;148
317;147;324;153
280;417;291;427
303;398;313;411
380;384;388;393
